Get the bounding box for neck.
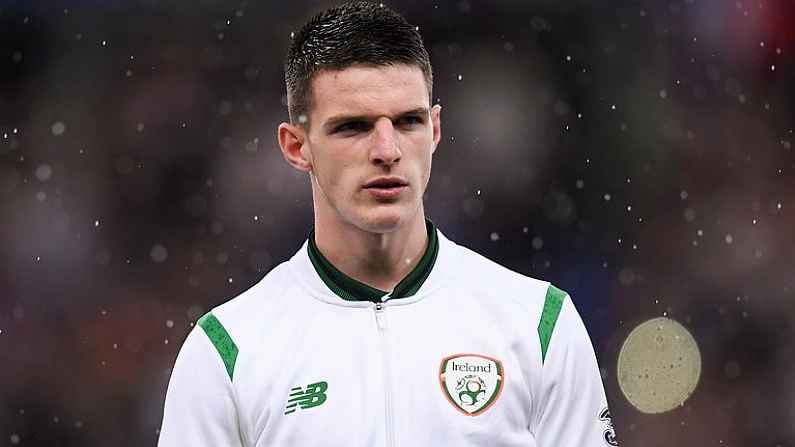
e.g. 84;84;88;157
313;215;429;292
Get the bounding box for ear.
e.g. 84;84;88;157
430;104;442;153
278;122;312;172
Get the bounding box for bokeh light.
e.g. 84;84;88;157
618;317;701;414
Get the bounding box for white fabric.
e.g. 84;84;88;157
158;231;613;446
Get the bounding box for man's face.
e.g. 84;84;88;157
293;64;441;234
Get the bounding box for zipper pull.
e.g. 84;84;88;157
374;302;386;330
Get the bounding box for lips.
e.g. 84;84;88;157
364;177;407;199
364;177;407;189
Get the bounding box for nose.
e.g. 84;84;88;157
369;118;401;166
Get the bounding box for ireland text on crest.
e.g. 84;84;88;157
439;354;504;416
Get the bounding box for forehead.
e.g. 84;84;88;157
309;65;430;120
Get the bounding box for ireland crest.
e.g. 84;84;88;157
439;354;504;416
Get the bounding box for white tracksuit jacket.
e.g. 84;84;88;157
158;226;616;446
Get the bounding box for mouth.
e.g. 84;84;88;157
364;177;408;199
364;177;408;189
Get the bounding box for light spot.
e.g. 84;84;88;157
150;244;168;263
51;121;66;136
36;164;52;182
462;196;485;218
619;268;636;286
618;317;701;414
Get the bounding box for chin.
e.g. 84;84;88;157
362;219;404;234
359;211;411;234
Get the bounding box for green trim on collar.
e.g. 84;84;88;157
308;237;385;302
307;220;439;303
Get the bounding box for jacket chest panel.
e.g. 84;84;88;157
234;301;536;446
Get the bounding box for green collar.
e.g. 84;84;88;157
307;220;439;302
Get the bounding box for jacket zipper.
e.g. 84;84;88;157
374;302;396;447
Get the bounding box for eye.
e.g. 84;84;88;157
335;120;370;134
396;115;425;128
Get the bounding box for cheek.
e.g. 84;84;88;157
311;153;348;187
417;149;434;185
424;157;433;182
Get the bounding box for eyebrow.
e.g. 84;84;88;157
323;107;431;129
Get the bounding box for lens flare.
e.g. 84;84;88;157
617;317;701;414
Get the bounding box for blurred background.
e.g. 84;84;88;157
1;0;793;445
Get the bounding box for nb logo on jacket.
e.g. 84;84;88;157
284;381;329;414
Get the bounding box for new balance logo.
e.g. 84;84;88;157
284;381;328;415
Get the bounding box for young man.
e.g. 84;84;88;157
158;2;616;446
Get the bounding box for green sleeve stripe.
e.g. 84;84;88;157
197;311;239;381
537;284;567;363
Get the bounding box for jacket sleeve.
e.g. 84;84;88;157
157;325;244;447
533;296;617;447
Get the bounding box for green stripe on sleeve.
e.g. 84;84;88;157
198;311;239;381
537;284;567;363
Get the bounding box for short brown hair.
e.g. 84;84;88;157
284;2;433;126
